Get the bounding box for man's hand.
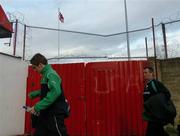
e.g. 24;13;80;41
29;106;39;116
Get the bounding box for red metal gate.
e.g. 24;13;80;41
86;61;147;136
25;61;148;136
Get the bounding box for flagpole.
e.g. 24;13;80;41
58;8;60;59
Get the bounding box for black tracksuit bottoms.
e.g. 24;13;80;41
33;114;68;136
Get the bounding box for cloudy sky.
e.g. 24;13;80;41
0;0;180;62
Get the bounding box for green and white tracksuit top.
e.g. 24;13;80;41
29;64;68;116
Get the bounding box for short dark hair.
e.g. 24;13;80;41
144;66;154;73
30;53;47;66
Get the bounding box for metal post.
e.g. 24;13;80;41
13;19;18;56
145;37;148;59
124;0;130;60
161;23;168;59
152;18;158;80
23;25;26;60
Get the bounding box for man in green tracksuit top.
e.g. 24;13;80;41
28;53;69;136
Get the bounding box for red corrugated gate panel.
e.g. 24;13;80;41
52;63;86;136
25;61;148;135
85;61;147;136
25;66;41;134
86;61;120;136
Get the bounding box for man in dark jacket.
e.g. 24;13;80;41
28;53;69;136
143;66;170;136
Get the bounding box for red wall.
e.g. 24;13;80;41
25;61;148;136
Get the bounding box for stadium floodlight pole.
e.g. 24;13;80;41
124;0;130;60
145;37;149;59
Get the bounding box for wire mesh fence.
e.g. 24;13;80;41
0;19;180;63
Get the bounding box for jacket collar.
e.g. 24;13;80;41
40;64;51;75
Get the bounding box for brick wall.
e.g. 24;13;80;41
160;58;180;125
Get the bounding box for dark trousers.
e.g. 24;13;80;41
33;114;68;136
145;122;169;136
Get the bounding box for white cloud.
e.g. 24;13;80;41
0;0;180;61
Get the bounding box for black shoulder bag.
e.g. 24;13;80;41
144;81;176;125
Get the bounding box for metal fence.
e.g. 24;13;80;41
0;19;180;62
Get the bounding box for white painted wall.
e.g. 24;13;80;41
0;53;28;136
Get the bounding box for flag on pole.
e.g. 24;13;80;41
58;12;64;23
